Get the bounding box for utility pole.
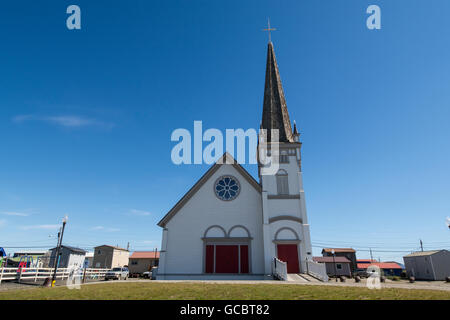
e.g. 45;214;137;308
51;216;68;287
127;242;130;251
369;248;374;261
53;229;61;269
420;239;424;252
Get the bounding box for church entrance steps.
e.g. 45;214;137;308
286;274;308;282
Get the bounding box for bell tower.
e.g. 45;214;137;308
258;41;313;275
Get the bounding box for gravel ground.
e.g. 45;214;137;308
146;279;450;292
79;278;450;292
0;277;119;292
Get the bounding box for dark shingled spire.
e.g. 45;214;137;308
261;42;294;143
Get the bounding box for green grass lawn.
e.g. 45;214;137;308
0;282;448;300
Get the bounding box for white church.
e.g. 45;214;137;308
156;41;315;280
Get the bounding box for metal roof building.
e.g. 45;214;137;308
403;250;450;281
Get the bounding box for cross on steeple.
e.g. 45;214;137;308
263;18;276;43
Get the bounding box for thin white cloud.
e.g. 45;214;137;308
1;211;29;217
0;219;6;227
137;240;156;244
12;114;114;129
21;224;59;230
129;209;151;216
45;116;100;128
91;226;120;232
12;115;34;123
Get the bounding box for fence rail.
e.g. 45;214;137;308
272;258;288;281
0;267;109;284
306;260;329;282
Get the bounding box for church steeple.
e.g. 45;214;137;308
261;42;294;143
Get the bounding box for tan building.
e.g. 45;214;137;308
93;245;129;269
128;251;160;275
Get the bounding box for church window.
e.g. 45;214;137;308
276;170;289;195
214;176;240;201
280;155;289;163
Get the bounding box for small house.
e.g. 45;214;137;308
49;245;86;269
128;251;160;275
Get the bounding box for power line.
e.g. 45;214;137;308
311;245;413;253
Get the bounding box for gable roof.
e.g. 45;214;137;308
322;248;356;253
313;256;351;263
403;250;447;258
357;259;377;263
130;251;160;259
94;245;129;251
357;262;403;270
157;152;261;228
51;245;86;254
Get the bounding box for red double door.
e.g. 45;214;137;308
277;244;300;273
205;244;249;274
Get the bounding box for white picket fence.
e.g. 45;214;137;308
0;267;109;284
272;258;288;281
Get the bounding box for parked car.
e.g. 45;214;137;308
354;270;371;278
105;267;129;280
142;267;158;279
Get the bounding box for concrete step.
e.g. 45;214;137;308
286;273;309;282
297;273;321;282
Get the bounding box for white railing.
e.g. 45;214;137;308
272;258;287;281
0;267;109;284
306;260;329;282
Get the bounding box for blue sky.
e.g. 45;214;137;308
0;1;449;262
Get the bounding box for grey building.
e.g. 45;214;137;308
403;250;450;281
313;256;352;277
49;245;86;269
